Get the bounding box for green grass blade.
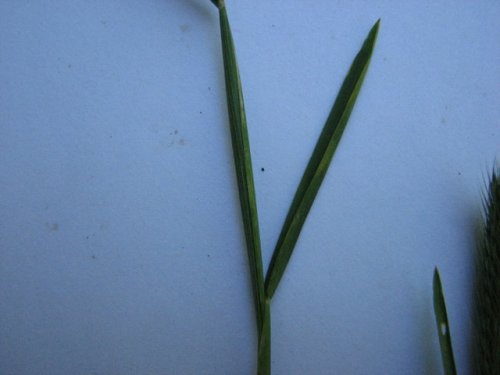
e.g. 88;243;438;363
433;268;458;375
265;20;380;299
216;2;266;332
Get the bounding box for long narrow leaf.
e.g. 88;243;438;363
265;20;380;298
433;268;458;375
215;1;266;334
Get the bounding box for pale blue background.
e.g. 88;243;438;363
1;1;499;374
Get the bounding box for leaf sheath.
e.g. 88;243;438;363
257;299;271;375
265;20;380;299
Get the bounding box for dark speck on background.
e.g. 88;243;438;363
179;24;191;33
45;222;59;231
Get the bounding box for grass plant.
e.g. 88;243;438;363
207;1;379;373
207;2;499;374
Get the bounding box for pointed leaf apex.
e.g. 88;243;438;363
369;19;381;40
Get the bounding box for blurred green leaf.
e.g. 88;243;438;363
433;268;457;375
473;168;500;374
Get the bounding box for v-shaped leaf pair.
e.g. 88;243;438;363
211;2;379;373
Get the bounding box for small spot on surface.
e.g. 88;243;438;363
261;167;265;172
91;255;97;260
158;129;187;149
45;222;59;231
440;322;447;335
179;24;191;33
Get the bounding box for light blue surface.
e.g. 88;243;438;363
1;1;499;374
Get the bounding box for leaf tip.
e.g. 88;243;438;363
433;267;441;291
209;0;225;9
370;19;381;39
